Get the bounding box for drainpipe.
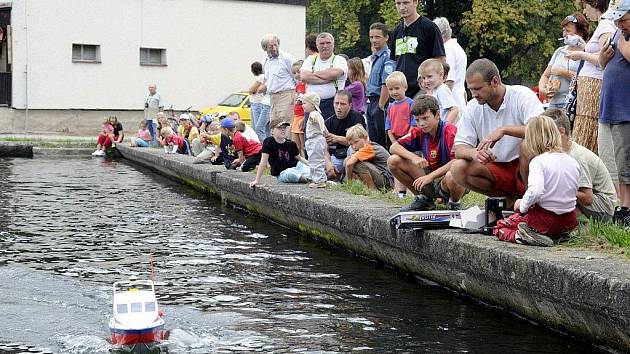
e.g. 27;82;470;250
23;0;28;132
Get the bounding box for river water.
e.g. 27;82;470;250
0;157;605;353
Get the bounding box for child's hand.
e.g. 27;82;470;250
249;180;258;189
412;175;434;191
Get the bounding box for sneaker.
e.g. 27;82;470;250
446;200;461;210
397;192;407;199
613;207;628;224
91;149;101;156
516;223;554;247
93;150;105;157
400;194;435;212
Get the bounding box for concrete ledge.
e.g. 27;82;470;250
0;142;33;158
117;145;630;352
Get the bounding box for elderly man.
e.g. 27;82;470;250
450;59;543;201
599;0;630;225
261;34;296;128
433;17;468;115
323;90;366;180
144;84;163;145
366;22;396;147
300;32;348;120
390;0;445;99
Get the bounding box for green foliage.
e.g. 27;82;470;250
461;0;577;83
306;0;372;50
307;0;426;53
568;217;630;254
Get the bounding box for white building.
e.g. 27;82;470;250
0;0;306;133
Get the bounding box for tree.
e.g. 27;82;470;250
461;0;577;84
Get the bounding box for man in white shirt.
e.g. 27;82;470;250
451;59;544;199
433;17;467;114
300;33;348;120
261;34;296;128
144;83;163;145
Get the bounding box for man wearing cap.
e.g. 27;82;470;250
323;90;367;180
366;23;396;147
261;34;297;128
300;33;348;120
144;84;163;145
599;0;630;225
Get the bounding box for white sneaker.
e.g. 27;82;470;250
93;150;105;157
91;149;101;156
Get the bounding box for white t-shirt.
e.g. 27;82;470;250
243;124;260;143
455;85;544;162
432;83;457;122
250;74;265;104
520;152;579;214
580;19;616;80
444;38;467;113
301;54;348;100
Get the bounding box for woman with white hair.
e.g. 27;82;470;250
433;17;467;115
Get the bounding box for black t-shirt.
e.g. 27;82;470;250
261;137;299;176
390;16;445;98
220;134;238;160
113;122;123;137
324;110;366;159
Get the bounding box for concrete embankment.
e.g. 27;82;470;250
117;145;630;352
0;142;33;158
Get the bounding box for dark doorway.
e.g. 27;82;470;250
0;6;11;106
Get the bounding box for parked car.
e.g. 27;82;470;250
199;92;251;124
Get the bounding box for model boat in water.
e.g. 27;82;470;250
109;278;167;346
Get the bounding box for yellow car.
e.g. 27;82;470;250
199;92;251;124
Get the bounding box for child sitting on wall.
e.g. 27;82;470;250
160;126;185;154
249;121;310;188
221;117;262;172
493;116;580;246
344;124;392;189
129;120;152;148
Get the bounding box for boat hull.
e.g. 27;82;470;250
110;323;167;345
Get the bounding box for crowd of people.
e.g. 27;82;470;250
97;0;630;245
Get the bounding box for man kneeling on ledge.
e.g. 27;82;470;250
450;59;544;204
388;95;465;211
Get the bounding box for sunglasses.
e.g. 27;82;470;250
565;15;578;23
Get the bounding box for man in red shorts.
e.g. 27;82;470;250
450;59;544;199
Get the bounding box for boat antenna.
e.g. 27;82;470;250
150;250;156;284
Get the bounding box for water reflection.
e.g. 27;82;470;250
0;157;605;353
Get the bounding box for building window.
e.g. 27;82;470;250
140;48;166;66
72;44;100;63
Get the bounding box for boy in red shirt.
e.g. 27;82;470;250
387;95;466;211
222;118;262;172
160;126;185;154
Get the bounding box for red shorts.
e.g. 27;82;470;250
493;205;578;243
486;159;526;198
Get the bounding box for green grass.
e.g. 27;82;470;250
566;217;630;256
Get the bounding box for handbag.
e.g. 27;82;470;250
564;60;585;123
